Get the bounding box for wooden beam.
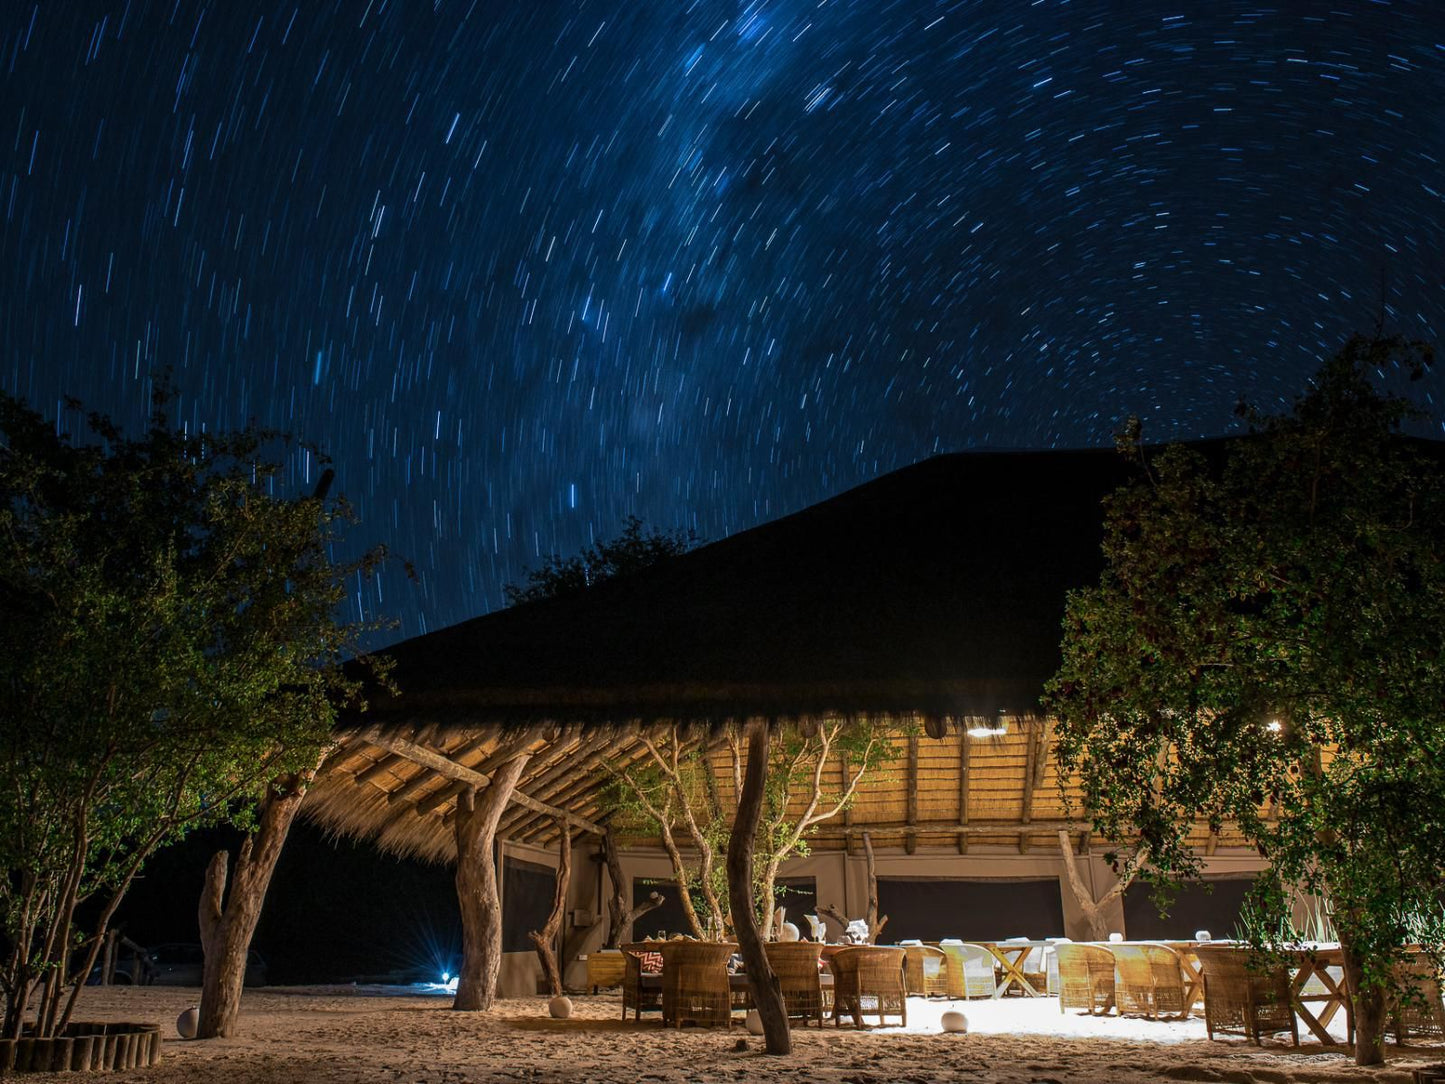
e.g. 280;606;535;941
393;735;555;827
501;734;651;840
383;734;496;807
361;728;605;836
957;731;970;855
905;735;919;855
1020;720;1044;853
812;818;1083;838
505;736;657;842
1205;828;1219;856
496;732;619;836
1077;828;1092;856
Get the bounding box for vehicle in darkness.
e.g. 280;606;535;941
148;942;268;987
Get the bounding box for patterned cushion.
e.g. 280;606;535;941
638;951;664;974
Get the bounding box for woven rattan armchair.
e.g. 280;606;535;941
621;943;663;1022
1055;943;1116;1015
1194;944;1299;1046
936;941;999;999
1390;951;1445;1043
660;941;735;1029
830;946;907;1029
764;941;826;1027
1112;943;1190;1019
902;943;950;997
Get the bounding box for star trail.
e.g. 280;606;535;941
3;1;1444;642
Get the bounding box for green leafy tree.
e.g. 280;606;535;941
0;388;387;1040
1046;335;1445;1066
504;515;698;605
710;722;897;939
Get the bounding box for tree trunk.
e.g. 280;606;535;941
453;751;530;1012
1056;831;1146;941
601;829;663;948
197;772;310;1039
1338;934;1386;1066
727;720;790;1055
862;832;887;943
527;821;570;998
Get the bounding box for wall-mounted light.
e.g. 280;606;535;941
966;718;1008;738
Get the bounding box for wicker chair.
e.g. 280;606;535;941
1112;943;1190;1019
1055;943;1117;1015
764;941;826;1027
660;941;735;1029
830;946;907;1029
901;943;950;998
1194;944;1299;1046
621;943;664;1022
1044;939;1071;996
1390;952;1445;1044
936;941;998;999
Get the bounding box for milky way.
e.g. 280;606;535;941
3;1;1444;642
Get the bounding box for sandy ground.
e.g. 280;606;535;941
16;984;1445;1084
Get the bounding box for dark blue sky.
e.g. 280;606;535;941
3;1;1443;643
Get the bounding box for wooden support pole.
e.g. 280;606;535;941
840;751;856;858
728;720;790;1055
453;750;531;1012
528;821;571;998
1019;720;1043;854
905;735;919;855
958;730;971;855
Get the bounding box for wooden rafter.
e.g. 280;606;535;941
360;727;605;836
380;734;548;832
496;731;625;837
503;734;653;841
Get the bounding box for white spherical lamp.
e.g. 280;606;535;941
176;1007;200;1040
745;1009;765;1035
548;995;573;1019
940;1010;969;1034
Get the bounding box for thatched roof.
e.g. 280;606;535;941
307;448;1193;863
353;446;1134;728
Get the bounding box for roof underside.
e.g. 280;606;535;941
306;716;1256;865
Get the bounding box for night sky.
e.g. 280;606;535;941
4;1;1444;645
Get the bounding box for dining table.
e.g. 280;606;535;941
1155;940;1206;1016
1158;939;1351;1042
1285;944;1352;1045
974;940;1054;998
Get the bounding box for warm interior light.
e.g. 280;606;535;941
966;725;1008;738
